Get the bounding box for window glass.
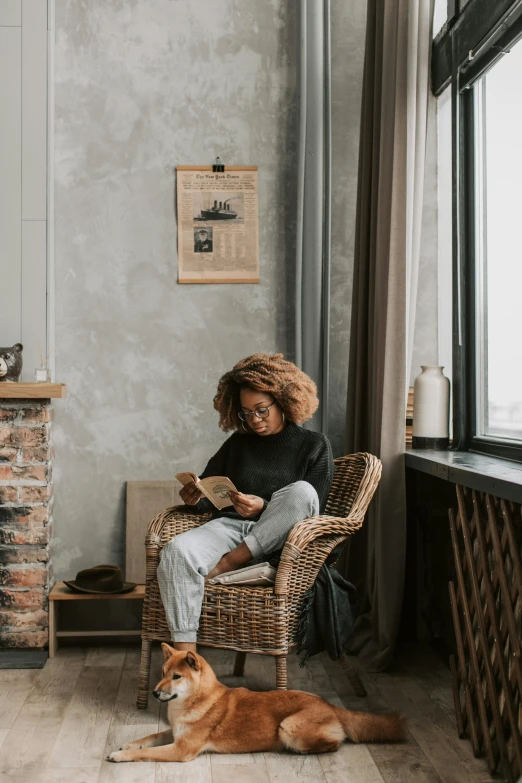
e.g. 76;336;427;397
474;38;522;441
437;87;452;401
433;0;447;38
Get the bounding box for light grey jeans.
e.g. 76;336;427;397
157;480;319;642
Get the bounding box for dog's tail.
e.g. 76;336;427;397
335;707;406;743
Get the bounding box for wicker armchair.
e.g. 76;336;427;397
137;452;382;708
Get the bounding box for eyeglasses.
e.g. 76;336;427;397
238;402;276;422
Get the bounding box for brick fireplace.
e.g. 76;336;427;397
0;385;66;659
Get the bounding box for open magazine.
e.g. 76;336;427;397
175;472;238;510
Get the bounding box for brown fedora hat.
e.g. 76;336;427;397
64;564;136;594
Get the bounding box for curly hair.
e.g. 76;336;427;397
213;353;319;432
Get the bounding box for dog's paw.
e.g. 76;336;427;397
121;742;142;751
107;750;127;763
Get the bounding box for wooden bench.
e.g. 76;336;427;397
48;582;145;657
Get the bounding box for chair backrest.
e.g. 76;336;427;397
324;453;382;520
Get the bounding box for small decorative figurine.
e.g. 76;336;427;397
0;343;23;382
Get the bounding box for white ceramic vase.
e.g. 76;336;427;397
412;366;450;449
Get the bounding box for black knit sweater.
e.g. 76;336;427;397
197;422;334;519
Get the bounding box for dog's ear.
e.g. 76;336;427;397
161;643;176;662
185;651;201;671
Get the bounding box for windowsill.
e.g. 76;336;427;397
405;448;522;504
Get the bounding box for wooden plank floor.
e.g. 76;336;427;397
0;643;494;783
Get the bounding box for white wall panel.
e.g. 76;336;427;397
47;4;55;378
0;0;21;27
21;221;47;380
22;0;48;220
0;27;22;346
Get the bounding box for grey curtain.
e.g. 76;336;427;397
342;0;433;671
295;0;331;434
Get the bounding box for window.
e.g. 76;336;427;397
473;39;522;446
432;0;522;461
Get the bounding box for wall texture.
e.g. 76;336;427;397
53;0;299;577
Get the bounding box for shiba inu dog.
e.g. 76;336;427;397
108;645;405;763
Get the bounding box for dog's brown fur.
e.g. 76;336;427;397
108;645;405;763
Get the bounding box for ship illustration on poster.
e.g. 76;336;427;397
200;198;238;220
194;192;244;222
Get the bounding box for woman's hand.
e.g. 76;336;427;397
180;480;203;506
229;492;265;519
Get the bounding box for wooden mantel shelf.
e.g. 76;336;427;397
0;383;67;399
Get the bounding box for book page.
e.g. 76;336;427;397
175;472;198;486
199;476;238;510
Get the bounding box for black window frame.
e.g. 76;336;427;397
432;0;522;462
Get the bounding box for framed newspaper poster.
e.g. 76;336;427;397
176;166;259;284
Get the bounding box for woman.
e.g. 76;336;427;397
158;353;334;653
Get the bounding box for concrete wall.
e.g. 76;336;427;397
52;0;300;577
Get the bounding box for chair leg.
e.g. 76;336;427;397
275;656;287;690
233;651;247;677
339;652;367;697
137;636;153;709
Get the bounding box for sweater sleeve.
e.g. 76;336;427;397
303;435;334;513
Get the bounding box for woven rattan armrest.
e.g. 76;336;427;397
145;505;212;550
284;513;365;551
273;513;365;597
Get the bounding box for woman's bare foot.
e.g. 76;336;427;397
205;541;253;582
